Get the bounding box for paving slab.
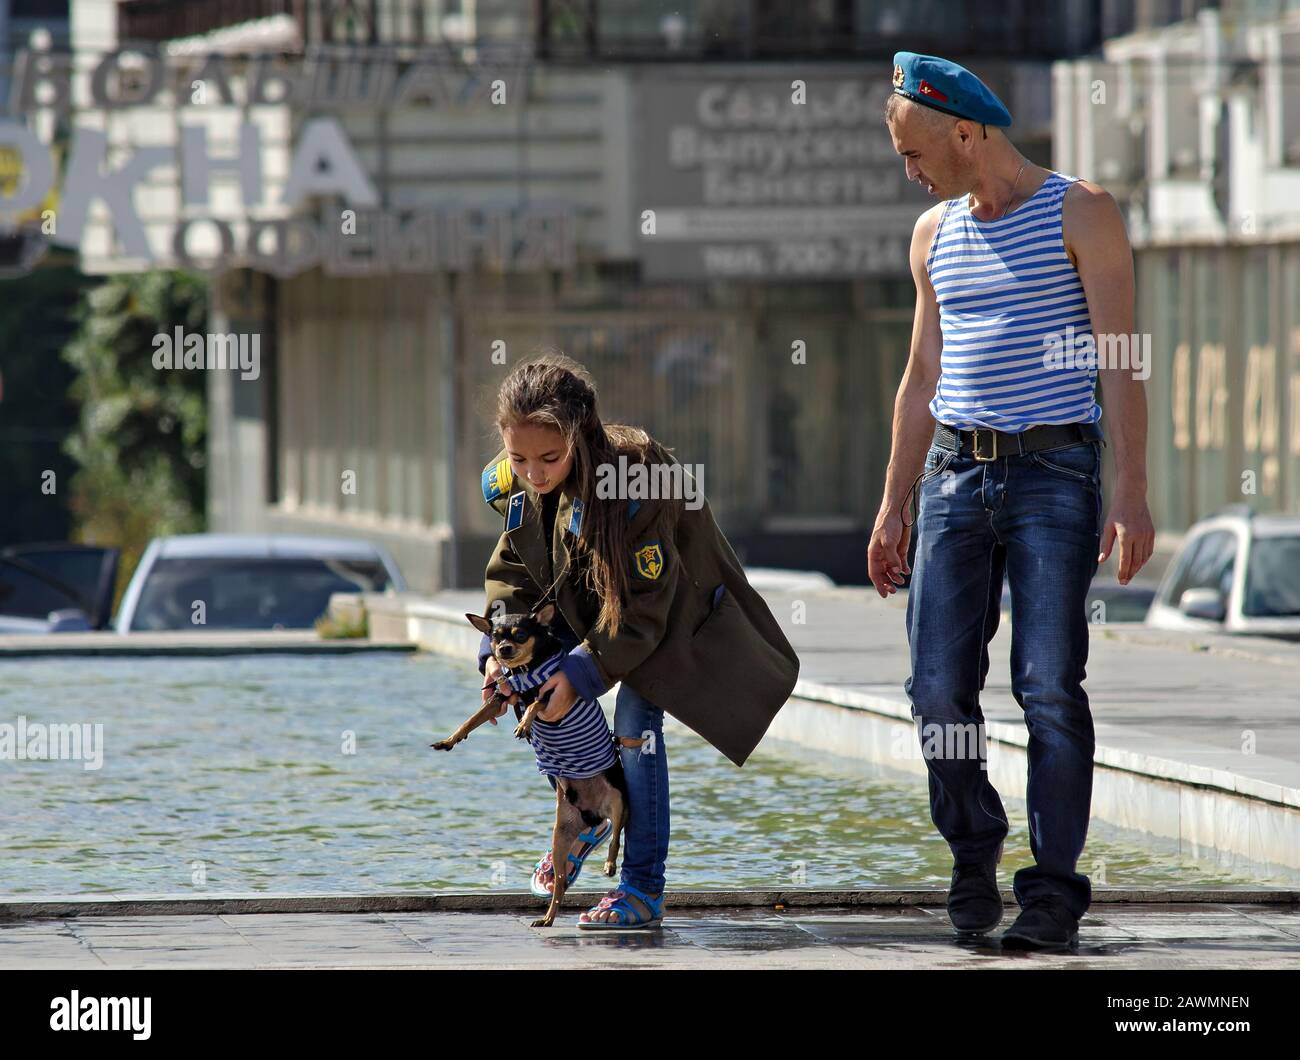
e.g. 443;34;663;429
3;903;1297;969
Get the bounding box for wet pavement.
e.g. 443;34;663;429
4;901;1299;969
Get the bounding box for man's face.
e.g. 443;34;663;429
887;101;973;201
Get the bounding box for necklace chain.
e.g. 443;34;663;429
999;159;1028;220
971;159;1029;220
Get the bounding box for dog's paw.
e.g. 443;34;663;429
602;860;617;876
530;916;554;928
430;738;458;751
513;723;532;740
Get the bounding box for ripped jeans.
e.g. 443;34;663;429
541;659;669;894
609;682;669;894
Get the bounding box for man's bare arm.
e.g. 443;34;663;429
1063;180;1155;584
868;204;944;597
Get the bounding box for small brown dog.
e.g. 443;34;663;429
432;604;627;928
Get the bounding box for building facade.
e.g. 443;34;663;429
1055;0;1300;533
48;0;1109;589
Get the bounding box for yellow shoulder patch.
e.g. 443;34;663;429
481;457;514;503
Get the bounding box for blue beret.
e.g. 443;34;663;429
891;52;1012;127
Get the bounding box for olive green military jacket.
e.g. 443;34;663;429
479;442;800;767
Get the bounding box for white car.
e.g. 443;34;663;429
743;567;836;593
1145;508;1300;639
115;534;406;633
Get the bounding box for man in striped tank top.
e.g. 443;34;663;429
868;53;1156;951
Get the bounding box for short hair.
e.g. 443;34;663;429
884;93;987;139
884;92;952;131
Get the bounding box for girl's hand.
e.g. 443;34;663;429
536;671;578;723
482;656;516;724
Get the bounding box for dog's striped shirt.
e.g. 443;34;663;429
502;652;617;780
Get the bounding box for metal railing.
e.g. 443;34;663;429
118;0;299;42
117;0;423;45
116;0;523;45
537;0;1107;62
115;0;1110;58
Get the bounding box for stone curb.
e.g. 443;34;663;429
0;634;415;658
2;888;1297;919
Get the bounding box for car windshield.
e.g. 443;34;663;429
128;556;391;631
1242;536;1300;618
0;559;86;620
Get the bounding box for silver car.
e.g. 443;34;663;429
115;534;406;633
1146;508;1300;639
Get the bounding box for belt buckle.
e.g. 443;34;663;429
971;428;998;463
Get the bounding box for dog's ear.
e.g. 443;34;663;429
535;603;556;627
466;613;494;635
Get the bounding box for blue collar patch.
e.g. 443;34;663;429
505;490;527;532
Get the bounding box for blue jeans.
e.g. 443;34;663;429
542;635;669;895
904;435;1103;920
611;683;669;894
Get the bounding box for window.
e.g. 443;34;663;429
1243;535;1300;617
0;560;85;621
128;557;392;631
1163;529;1237;608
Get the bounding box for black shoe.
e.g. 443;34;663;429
1001;897;1080;951
946;857;1003;935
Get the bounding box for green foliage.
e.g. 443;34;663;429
0;261;93;545
315;609;370;640
60;271;209;600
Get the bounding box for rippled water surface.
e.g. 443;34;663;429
0;653;1287;895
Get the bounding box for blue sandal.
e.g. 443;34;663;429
529;819;613;899
576;882;664;930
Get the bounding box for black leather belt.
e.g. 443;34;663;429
933;421;1104;463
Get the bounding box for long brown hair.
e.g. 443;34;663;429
495;352;681;636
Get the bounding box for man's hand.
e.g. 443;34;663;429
1099;489;1155;585
536;671;578;723
482;656;516;724
867;205;942;598
868;510;912;598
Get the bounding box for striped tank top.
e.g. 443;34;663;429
926;170;1102;432
502;652;617;780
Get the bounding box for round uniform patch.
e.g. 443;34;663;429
634;542;664;580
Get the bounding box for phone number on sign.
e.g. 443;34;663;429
699;238;908;276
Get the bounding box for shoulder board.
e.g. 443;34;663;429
482;457;514;503
505;490;527;532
